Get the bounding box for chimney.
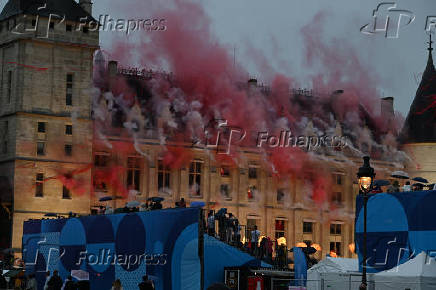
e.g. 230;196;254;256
247;78;257;94
108;61;118;77
381;96;396;134
79;0;93;15
381;97;394;117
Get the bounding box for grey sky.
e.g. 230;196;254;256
1;0;434;116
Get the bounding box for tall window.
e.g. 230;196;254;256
7;71;12;103
37;122;46;133
220;166;230;177
94;153;109;167
62;185;71;199
330;223;342;235
277;189;285;203
189;160;202;196
331;192;342;205
247;185;257;201
66;74;73;106
330;242;342;256
333;173;342;185
65;125;72;135
64;144;72;156
37;142;45;156
126;157;141;191
275;219;286;239
248;166;258;179
158;160;170;193
303;221;313;233
2;121;8;154
220;184;230;199
35;173;44;197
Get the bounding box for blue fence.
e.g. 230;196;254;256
22;208;200;290
355;190;436;273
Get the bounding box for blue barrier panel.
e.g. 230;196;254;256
23;208;200;290
355;190;436;273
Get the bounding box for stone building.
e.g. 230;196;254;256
400;37;436;183
0;0;403;261
0;0;99;250
89;60;401;260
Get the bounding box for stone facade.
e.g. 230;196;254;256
91;137;399;259
0;11;99;251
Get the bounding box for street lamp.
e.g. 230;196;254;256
357;156;375;289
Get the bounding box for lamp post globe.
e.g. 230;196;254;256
357;156;375;193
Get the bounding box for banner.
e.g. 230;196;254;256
22;208;200;290
355;190;436;273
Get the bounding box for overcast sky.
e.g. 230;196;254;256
1;0;434;116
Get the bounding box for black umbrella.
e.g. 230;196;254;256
412;177;428;183
391;171;410;179
374;179;390;187
216;208;227;217
150;197;164;202
99;196;113;202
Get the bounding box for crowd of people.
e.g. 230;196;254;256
370;180;435;194
206;209;293;267
0;270;156;290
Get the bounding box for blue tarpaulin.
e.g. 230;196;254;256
23;208;270;290
23;208;200;290
355;190;436;273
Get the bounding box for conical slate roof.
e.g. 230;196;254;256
0;0;95;22
400;36;436;143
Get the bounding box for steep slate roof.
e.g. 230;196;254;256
400;36;436;143
0;0;95;22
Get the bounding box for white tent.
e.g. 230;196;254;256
371;252;436;290
307;257;359;290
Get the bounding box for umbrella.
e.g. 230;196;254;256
126;201;140;208
391;171;409;179
44;213;57;217
190;201;205;208
412;177;428;183
148;197;164;202
374;179;390;187
216;208;227;217
99;196;113;202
